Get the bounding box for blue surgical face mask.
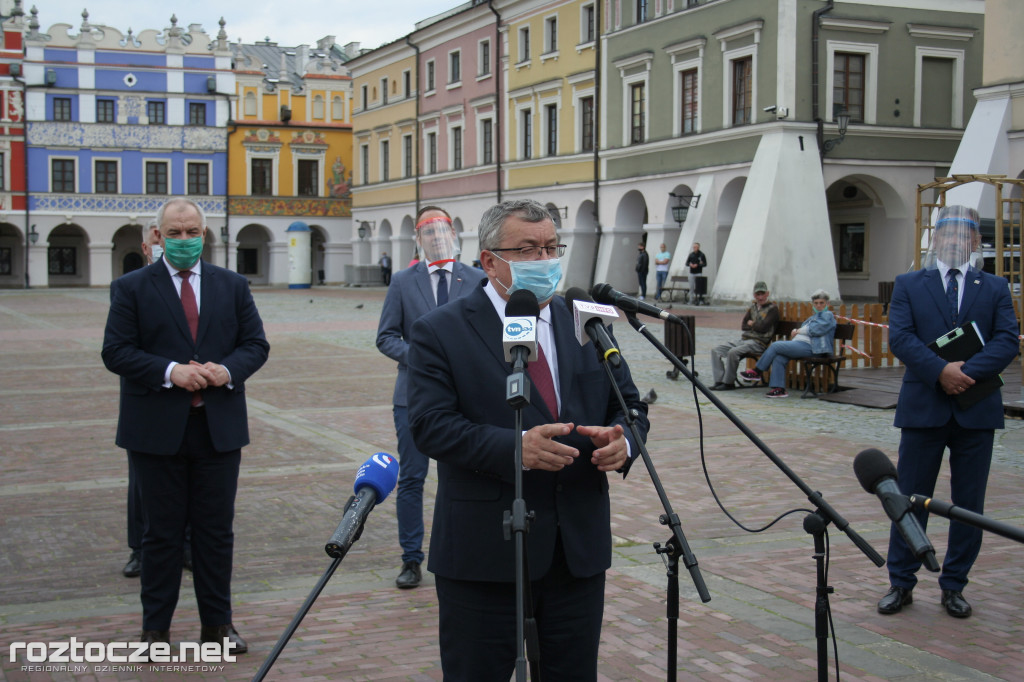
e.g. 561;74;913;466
494;254;563;302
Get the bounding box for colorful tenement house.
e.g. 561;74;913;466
18;8;233;287
228;36;354;286
0;0;27;288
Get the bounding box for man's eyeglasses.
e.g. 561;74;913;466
489;245;567;259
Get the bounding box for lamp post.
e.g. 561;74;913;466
816;108;851;159
220;225;230;269
669;192;701;227
25;224;38;289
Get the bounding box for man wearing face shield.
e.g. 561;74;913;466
102;198;270;656
877;204;1019;620
406;199;649;680
376;206;486;590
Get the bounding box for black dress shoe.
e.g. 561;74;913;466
200;623;248;654
395;561;422;589
941;589;972;618
877;586;913;614
122;551;141;578
138;630;170;662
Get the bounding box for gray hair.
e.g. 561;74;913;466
155;198;207;231
479;199;555;251
810;289;831;301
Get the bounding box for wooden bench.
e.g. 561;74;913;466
797;323;856;398
659;275;689;303
742;320;799;384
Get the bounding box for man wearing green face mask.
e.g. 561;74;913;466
102;197;270;659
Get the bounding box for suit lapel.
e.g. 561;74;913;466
195;261;213;345
957;267;983;324
464;286;507;370
549;298;578;419
414;262;434;310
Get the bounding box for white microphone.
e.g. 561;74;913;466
502;289;539;367
565;287;622;368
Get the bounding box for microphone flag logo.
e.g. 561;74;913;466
504;318;534;341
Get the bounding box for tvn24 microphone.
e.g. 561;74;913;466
502;289;539;368
325;452;400;560
590;283;684;325
565;287;622;368
853;448;940;572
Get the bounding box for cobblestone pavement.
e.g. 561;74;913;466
1;287;1022;681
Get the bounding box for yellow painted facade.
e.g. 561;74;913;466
505;0;598;191
351;50;419;210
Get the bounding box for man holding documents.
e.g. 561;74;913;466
877;204;1019;619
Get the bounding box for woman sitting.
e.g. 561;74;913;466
739;289;837;398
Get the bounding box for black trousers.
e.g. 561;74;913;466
434;536;606;682
130;409;240;631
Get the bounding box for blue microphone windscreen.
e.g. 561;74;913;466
354;452;400;502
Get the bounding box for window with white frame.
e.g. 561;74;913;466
826;41;878;125
402;134;413;178
403;70;412;97
360;144;369;184
680;68;699;135
187;162;209;195
479;39;491;77
427;131;437;174
518;27;531;64
361;84;369;109
581;4;595;44
914;46;965;129
579;95;594;152
667;39;705;136
544;16;558;54
450;125;463;170
96;159;119;193
244;92;257;116
251;158;273;195
381;78;389;105
426;60;436;93
143;161;166;195
298;159;320;195
332;95;344;120
521;108;532;159
449;50;461;85
544;103;558;156
480;117;494;165
629;82;646;144
380;140;390;182
51;158;75;192
731;57;752;126
636;0;648;25
313;94;325;119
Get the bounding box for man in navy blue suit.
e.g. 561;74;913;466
877;205;1019;619
103;197;269;654
407;199;649;680
376;206;485;589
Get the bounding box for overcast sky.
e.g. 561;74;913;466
17;0;462;52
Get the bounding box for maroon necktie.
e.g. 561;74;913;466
178;271;201;406
527;343;558;421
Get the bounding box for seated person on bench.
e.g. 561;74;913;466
710;281;778;390
740;289;836;398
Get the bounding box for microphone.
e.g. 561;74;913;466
325;452;400;560
591;283;684;325
853;448;940;572
564;287;622;368
502;289;539;368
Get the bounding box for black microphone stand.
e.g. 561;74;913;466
592;331;711;682
252;495;369;682
504;354;541;682
623;314;885;682
910;494;1024;544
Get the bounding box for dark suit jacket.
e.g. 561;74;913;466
407;283;650;583
102;260;270;455
376;261;486;406
889;266;1018;430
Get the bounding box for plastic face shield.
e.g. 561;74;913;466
924;205;981;271
416;215;460;265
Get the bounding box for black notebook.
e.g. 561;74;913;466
928;322;1004;408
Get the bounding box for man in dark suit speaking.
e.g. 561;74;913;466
406;198;649;680
102;197;270;653
877;204;1019;619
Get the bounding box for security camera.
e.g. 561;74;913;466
763;105;777;114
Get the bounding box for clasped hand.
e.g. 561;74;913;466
522;423;628;472
170;360;230;392
939;360;975;396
